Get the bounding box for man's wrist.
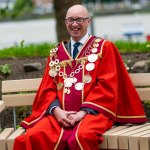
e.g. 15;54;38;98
80;110;88;116
51;106;60;115
81;107;98;115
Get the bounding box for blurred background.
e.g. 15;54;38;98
0;0;150;49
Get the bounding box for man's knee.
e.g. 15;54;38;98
67;129;98;150
68;129;96;143
26;129;43;140
77;129;96;141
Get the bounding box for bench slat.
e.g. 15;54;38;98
100;126;129;149
139;133;150;150
3;93;35;107
130;73;150;86
107;123;149;149
7;127;25;150
136;88;150;101
119;124;150;136
118;123;150;150
0;128;14;150
2;78;42;93
2;87;149;109
129;130;150;150
0;101;5;112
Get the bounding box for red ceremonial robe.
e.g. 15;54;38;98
14;36;147;150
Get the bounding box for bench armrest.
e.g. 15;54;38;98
0;101;5;113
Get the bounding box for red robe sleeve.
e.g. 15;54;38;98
82;40;147;123
21;56;57;129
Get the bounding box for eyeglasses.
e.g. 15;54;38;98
65;17;89;24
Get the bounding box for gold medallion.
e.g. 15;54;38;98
93;43;99;48
57;82;64;90
95;38;101;43
84;75;92;84
49;69;57;77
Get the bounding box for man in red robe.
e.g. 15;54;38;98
13;4;147;150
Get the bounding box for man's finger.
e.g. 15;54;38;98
63;122;72;128
67;111;77;114
64;117;71;124
70;120;76;126
59;119;72;127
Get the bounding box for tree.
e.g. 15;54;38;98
53;0;82;42
12;0;33;18
13;0;33;11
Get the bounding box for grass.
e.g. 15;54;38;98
0;41;149;58
0;42;55;58
115;41;150;53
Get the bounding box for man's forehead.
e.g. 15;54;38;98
66;12;84;18
66;6;88;18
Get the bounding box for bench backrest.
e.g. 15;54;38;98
1;73;150;108
2;78;42;107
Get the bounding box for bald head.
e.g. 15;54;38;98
66;5;89;18
65;4;91;42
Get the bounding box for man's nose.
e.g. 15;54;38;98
72;20;78;25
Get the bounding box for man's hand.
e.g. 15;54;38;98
67;110;87;126
53;107;76;128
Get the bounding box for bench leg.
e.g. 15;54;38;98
13;108;17;131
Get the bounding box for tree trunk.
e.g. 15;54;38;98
53;0;82;42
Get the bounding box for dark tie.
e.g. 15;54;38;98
73;42;80;59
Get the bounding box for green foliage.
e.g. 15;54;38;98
0;0;34;19
143;101;150;121
0;42;55;58
20;40;25;47
13;0;33;11
12;0;33;18
16;106;32;121
0;64;11;75
0;8;7;16
115;41;150;53
0;41;149;59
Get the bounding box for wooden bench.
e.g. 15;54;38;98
0;73;150;150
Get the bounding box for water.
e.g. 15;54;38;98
0;19;56;49
0;13;150;49
94;13;150;41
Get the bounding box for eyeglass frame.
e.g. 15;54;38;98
65;17;89;24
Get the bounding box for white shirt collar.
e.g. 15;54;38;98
70;33;89;56
71;32;89;46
